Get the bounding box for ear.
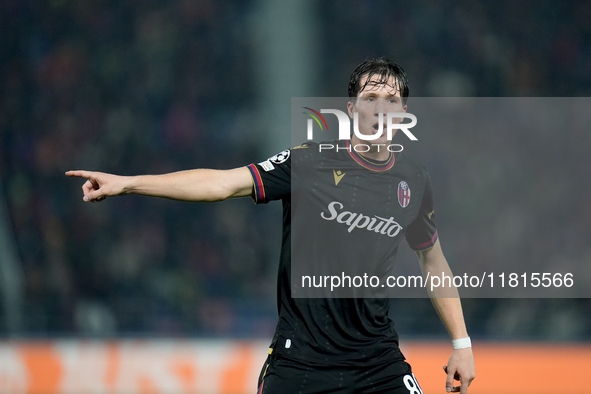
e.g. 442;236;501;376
347;100;356;119
403;104;407;112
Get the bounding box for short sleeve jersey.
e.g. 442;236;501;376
247;140;438;366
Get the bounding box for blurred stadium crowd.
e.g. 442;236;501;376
1;0;590;340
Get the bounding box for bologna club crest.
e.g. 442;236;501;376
398;181;411;208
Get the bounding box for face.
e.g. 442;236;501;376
347;74;407;147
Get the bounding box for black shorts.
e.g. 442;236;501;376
257;353;424;394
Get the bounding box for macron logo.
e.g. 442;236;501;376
333;170;346;186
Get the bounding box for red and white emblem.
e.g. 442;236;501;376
398;181;411;208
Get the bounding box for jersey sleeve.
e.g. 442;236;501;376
247;149;291;204
405;172;438;251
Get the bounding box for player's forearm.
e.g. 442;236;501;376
417;240;469;339
429;295;469;340
125;168;252;202
425;262;468;339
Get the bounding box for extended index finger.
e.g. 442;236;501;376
65;170;94;179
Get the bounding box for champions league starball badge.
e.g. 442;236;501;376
270;149;290;164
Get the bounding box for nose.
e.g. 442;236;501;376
374;98;387;117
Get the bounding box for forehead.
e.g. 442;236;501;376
357;74;402;97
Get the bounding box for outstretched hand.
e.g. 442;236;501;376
443;348;475;393
65;170;128;202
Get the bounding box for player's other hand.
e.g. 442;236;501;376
443;348;475;393
65;170;128;202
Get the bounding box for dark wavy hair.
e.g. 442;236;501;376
348;57;409;104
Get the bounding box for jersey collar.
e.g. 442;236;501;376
345;140;395;172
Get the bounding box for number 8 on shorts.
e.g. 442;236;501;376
403;373;423;394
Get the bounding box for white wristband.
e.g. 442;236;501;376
452;337;471;349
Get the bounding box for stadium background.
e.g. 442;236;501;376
1;0;590;392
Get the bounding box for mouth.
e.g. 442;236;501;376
372;123;387;135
